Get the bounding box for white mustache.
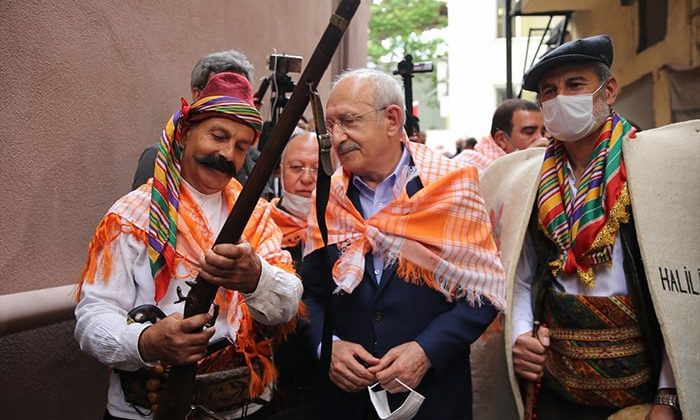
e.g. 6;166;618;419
336;140;360;155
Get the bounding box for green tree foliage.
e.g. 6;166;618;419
368;0;448;66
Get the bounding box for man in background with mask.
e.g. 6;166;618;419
478;35;695;419
268;130;321;418
269;130;319;264
454;99;547;176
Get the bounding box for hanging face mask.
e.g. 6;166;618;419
280;191;311;219
368;379;425;420
541;83;606;142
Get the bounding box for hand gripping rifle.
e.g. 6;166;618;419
154;1;361;418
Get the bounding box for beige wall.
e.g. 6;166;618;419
0;1;368;418
521;0;698;126
0;0;367;296
569;0;698;126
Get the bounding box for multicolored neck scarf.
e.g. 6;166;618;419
537;112;636;288
148;95;262;297
305;135;506;309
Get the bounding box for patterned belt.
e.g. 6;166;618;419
541;293;654;408
548;325;641;342
549;326;645;359
545;359;651;390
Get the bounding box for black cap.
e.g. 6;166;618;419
522;34;613;92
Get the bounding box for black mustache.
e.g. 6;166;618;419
195;154;237;177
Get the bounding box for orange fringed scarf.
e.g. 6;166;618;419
77;180;299;398
305;137;506;309
269;197;308;248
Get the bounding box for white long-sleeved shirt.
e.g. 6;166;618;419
75;181;302;419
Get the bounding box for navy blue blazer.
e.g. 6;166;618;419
299;175;497;420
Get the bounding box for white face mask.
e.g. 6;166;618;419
368;379;425;420
280;190;311;219
541;83;607;142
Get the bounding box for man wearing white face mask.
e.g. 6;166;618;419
270;130;319;264
476;34;698;420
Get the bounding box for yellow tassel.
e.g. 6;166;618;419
590;184;631;250
577;267;596;289
549;259;563;278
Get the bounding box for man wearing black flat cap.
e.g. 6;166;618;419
476;34;699;420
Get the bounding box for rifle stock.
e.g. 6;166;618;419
154;1;361;418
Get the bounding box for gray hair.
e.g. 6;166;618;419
281;128;311;164
333;68;404;111
591;62;611;85
190;50;254;90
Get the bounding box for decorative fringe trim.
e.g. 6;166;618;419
549;259;563;278
578;183;631;289
270;301;309;346
235;304;276;399
590;184;631;251
396;259;437;290
234;300;308;398
395;258;501;308
576;267;596;290
76;213;147;300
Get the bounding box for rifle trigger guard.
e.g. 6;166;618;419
186;404;227;420
127;304;167;324
174;285;187;304
206;304;219;328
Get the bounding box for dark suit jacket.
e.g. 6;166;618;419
299;175;498;420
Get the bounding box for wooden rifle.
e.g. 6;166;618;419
154;1;361;418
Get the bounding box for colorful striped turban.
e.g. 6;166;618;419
148;72;263;299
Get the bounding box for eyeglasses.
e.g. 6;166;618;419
325;106;388;133
286;164;319;177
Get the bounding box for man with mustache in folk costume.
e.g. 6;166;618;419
75;72;302;419
131;49;276;201
299;68;506;419
479;35;698;419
